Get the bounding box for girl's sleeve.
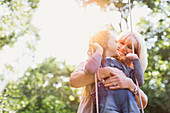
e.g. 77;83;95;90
133;59;144;86
84;52;102;75
73;62;85;73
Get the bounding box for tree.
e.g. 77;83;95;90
0;0;40;97
0;0;169;112
0;0;40;49
0;57;80;113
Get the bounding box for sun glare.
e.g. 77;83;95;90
31;0;150;66
0;0;150;83
31;0;123;65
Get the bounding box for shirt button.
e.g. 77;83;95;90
111;63;114;67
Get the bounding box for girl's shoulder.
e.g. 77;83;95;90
74;61;86;72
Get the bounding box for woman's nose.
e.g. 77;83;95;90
118;46;120;50
121;45;126;49
120;45;126;52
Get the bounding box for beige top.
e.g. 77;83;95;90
77;95;94;113
73;62;94;113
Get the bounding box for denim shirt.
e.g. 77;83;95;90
84;52;144;86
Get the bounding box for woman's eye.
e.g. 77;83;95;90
120;42;124;45
127;45;132;49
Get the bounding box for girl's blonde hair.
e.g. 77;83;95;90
82;30;112;98
117;31;148;72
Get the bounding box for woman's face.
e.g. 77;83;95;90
118;36;137;60
106;35;119;57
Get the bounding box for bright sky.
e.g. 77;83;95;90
0;0;151;92
32;0;121;65
31;0;150;65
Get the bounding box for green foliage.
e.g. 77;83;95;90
0;0;40;49
0;57;79;113
78;0;158;9
0;0;169;112
138;4;170;112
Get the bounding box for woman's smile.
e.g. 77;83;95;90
118;47;126;58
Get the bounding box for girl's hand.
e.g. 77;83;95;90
89;43;103;54
126;53;138;60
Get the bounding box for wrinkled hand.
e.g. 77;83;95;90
98;67;134;90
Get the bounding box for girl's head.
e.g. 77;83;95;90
83;30;119;97
88;30;119;62
117;31;148;71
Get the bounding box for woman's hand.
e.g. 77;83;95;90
99;67;134;90
103;73;133;90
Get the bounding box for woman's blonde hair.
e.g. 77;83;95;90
117;31;148;72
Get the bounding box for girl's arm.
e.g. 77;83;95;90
70;43;103;88
84;43;103;75
126;53;144;86
84;52;102;75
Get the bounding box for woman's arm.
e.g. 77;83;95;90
69;71;95;88
69;62;95;88
69;63;125;88
119;78;148;109
134;88;148;109
70;66;148;108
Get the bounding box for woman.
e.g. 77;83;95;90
69;31;148;113
102;31;148;112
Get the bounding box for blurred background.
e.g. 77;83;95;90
0;0;169;113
